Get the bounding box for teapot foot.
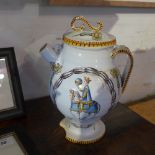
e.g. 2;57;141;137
60;118;105;144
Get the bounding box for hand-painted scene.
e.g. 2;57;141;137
69;77;100;120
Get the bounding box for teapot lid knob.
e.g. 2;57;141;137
70;16;103;40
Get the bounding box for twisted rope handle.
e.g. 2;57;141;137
70;16;103;40
111;45;134;93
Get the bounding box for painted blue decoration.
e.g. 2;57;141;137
69;77;100;117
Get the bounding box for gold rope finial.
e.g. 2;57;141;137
70;16;103;40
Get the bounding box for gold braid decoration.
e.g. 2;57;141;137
71;16;103;40
71;16;103;32
65;136;103;144
63;37;116;47
111;46;134;93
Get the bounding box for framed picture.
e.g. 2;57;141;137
0;48;24;121
0;126;40;155
49;0;155;8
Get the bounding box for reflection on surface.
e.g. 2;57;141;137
0;73;4;79
0;58;15;111
0;73;4;87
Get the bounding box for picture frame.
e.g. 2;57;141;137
0;48;24;121
49;0;155;8
0;125;40;155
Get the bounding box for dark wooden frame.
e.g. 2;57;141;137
49;0;155;8
0;48;24;121
0;125;40;155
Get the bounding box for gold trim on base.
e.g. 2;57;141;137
65;135;103;144
60;118;105;144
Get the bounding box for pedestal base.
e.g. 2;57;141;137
60;118;106;144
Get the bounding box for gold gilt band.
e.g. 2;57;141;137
65;136;103;144
63;36;116;47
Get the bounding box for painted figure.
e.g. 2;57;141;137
70;89;81;112
69;77;100;118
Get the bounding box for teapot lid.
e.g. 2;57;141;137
63;16;116;48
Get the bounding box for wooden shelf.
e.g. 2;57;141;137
49;0;155;8
1;97;155;155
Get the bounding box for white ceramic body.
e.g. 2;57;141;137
51;44;121;125
40;15;134;143
40;41;133;143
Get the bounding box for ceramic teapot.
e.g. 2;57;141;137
40;16;133;144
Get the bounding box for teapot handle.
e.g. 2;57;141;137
111;45;133;93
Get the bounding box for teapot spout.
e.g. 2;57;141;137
40;43;58;64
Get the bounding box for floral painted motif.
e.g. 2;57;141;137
69;77;100;119
51;63;62;74
110;68;121;89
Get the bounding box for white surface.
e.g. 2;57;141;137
60;118;105;142
41;42;123;138
0;1;155;103
45;44;120;122
64;31;115;42
0;58;15;111
0;134;25;155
